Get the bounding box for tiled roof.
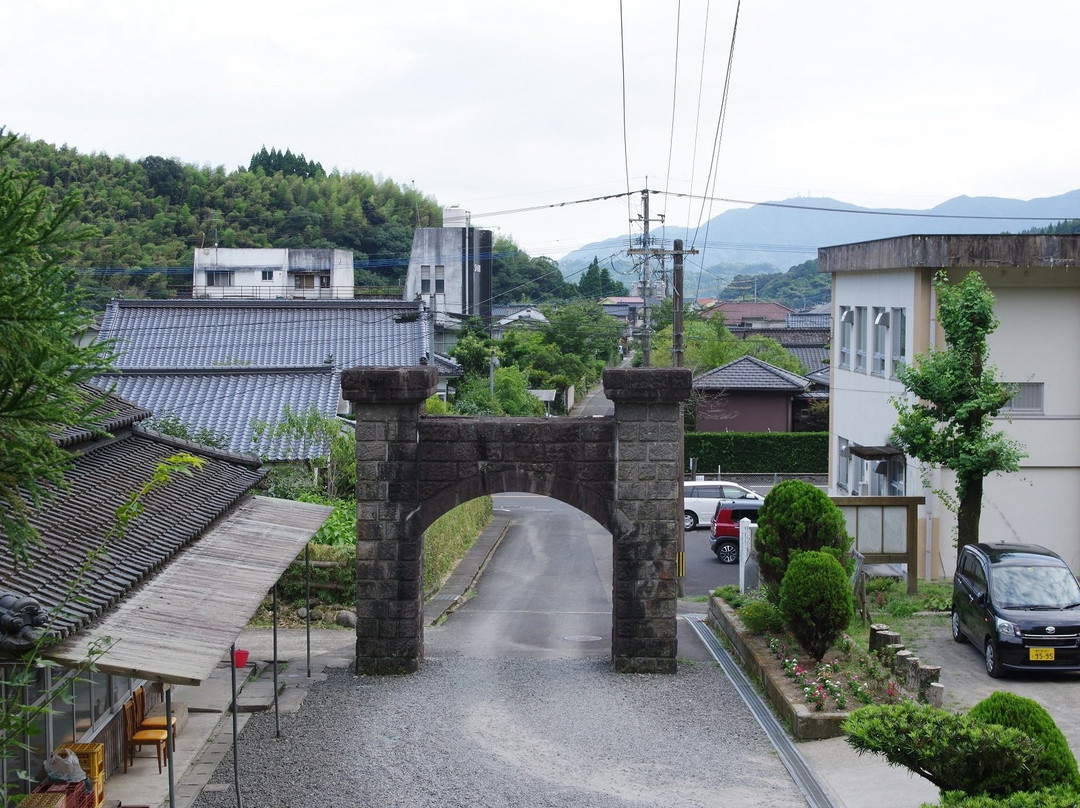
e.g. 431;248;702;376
0;426;265;646
55;383;153;446
98;299;430;371
692;355;810;392
786;346;830;373
94;367;341;460
708;301;794;322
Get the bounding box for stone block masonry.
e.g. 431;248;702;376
341;365;692;675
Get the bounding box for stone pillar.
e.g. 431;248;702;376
604;367;692;673
341;366;438;675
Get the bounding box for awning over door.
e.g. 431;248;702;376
849;445;904;460
44;496;331;685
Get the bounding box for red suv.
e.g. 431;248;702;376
709;499;764;564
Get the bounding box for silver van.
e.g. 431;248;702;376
682;479;762;530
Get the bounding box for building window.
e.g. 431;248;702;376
294;275;315;290
839;307;853;368
837;437;850;493
261;270;273;282
319;275;331;289
435;265;445;294
1003;382;1044;415
854;306;868;372
420;264;431;295
891;307;906;377
206;271;233;287
872;307;888;376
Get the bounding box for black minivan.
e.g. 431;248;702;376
952;542;1080;677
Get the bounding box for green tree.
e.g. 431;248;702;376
0;131;114;564
890;271;1026;552
577;258;603;299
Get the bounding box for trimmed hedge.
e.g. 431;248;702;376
966;692;1080;791
275;496;494;603
685;431;828;474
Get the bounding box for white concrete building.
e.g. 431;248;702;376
193;247;354;299
403;207;493;355
821;234;1080;578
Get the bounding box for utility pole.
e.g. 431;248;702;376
630;189;667;366
627;236;698;597
627;238;698;367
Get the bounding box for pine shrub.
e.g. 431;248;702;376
842;701;1043;797
754;479;852;601
967;691;1080;791
938;784;1080;807
778;550;853;660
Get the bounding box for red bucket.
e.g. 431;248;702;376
232;649;249;667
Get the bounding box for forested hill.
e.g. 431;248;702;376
4;132;443;293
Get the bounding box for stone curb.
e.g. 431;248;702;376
707;597;847;740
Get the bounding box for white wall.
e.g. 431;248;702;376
831;262;1080;577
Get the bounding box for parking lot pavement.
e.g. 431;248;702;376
912;617;1080;749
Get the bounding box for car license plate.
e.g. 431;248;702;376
1030;647;1055;662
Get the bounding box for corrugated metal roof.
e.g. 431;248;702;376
99;299;429;371
94;367;341;460
693;355;810;391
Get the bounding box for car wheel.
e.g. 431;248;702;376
683;511;698;531
714;541;738;565
950;609;966;644
984;639;1004;678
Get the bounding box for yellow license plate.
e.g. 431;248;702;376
1030;647;1055;662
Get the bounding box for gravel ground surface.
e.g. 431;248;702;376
191;656;808;808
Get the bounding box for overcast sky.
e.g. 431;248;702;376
5;1;1080;263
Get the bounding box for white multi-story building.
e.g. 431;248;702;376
821;234;1080;577
193;247;354;299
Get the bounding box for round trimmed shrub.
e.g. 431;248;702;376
779;550;853;660
754;479;851;601
967;691;1080;791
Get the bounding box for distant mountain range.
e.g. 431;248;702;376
558;190;1080;289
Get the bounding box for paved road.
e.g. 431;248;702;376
192;494;809;807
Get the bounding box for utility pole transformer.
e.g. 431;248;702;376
627;237;698;367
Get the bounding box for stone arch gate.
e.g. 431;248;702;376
341;365;692;675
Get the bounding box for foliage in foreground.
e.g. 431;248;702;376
0;131;114;563
934;784;1080;808
966;692;1080;791
844;701;1044;797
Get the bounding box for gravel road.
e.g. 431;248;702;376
191;655;808;808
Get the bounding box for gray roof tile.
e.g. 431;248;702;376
94;368;341;461
693;355;810;391
99;299;430;370
1;427;264;646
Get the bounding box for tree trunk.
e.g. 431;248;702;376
956;476;983;551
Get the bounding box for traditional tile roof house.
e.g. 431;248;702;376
692;355;811;432
0;386;329;784
94;298;447;459
95;367;340;459
99;299;430;370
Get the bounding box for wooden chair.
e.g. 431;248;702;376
122;699;167;774
133;685;176;748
